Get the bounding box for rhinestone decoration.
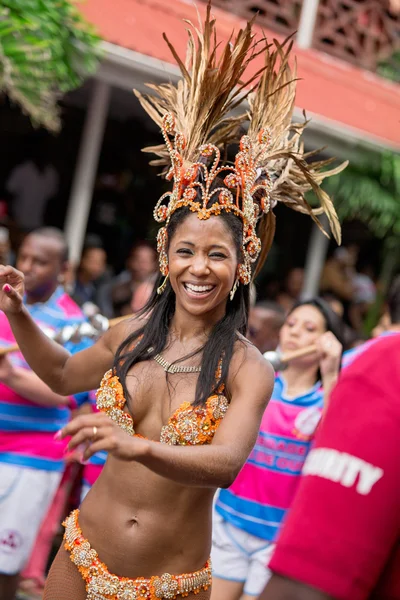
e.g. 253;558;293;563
96;359;228;447
72;541;98;568
156;227;169;276
218;189;233;205
224;173;240;189
152;574;179;599
199;143;214;157
208;395;229;420
96;370;135;437
160;393;229;446
150;347;201;374
183;165;198;182
258;128;272;145
153;112;273;287
182;188;197;201
63;510;212;600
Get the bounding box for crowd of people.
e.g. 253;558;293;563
0;209;396;600
263;245;380;348
0;223;398;600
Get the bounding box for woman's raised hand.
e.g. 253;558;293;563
316;331;342;381
0;265;25;314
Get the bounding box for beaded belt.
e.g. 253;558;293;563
63;510;212;599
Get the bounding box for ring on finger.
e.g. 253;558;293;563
92;426;98;440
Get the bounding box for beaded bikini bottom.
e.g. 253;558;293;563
63;510;212;600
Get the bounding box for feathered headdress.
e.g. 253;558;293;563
134;2;347;296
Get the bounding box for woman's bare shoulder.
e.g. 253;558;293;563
103;314;149;354
226;333;275;398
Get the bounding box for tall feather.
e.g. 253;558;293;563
246;36;347;260
135;3;347;280
134;1;266;168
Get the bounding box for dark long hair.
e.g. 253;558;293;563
113;206;250;406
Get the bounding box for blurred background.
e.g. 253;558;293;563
0;3;399;599
0;0;399;337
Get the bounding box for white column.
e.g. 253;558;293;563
64;80;111;265
297;0;320;49
301;214;330;300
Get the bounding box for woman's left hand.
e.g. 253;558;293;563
57;412;141;462
316;331;343;381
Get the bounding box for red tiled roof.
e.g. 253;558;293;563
80;0;400;150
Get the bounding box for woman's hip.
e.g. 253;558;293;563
52;509;213;600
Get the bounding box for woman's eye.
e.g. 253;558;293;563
177;248;192;255
210;252;226;259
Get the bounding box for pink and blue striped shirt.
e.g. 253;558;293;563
215;375;324;542
0;287;91;472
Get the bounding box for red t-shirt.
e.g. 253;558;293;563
269;333;400;600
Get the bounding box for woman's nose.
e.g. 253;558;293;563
189;254;210;275
289;325;301;337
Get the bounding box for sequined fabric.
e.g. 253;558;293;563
63;510;212;600
159;395;228;446
96;370;228;446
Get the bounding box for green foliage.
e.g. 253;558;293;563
377;50;400;83
322;151;400;238
0;0;101;131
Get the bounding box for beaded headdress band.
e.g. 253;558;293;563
135;2;347;295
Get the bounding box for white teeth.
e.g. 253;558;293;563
185;283;214;293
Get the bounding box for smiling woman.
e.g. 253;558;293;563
0;5;344;600
170;215;237;311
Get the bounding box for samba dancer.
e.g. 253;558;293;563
0;6;344;600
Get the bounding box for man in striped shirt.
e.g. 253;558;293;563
0;228;91;600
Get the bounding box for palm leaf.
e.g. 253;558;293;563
324;154;400;237
0;0;100;132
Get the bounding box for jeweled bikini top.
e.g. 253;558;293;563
96;368;229;446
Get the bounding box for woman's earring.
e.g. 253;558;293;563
157;273;169;295
230;279;239;301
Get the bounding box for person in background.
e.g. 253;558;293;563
0;228;91;600
6;140;59;233
371;311;391;338
320;292;344;319
276;268;304;313
320;292;361;350
320;246;356;307
259;331;400;600
98;240;157;317
211;298;344;600
348;261;377;333
71;241;109;308
342;274;400;369
247;301;285;354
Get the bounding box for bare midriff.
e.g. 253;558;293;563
75;354;225;580
79;453;215;579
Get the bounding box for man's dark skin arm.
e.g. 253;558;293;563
260;575;334;600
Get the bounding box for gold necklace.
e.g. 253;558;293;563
148;347;201;374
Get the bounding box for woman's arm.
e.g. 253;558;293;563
315;332;342;409
0;356;70;406
0;265;131;395
62;344;275;488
